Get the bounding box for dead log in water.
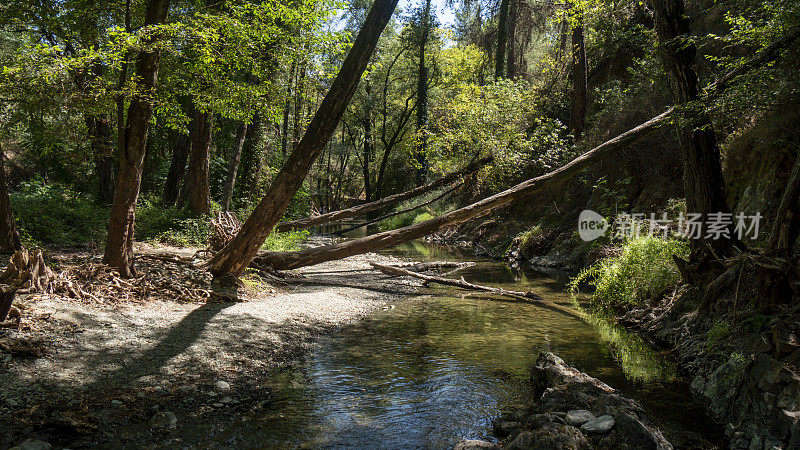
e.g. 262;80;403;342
370;262;585;320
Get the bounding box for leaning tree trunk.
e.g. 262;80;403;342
276;156;492;232
207;0;400;278
103;0;171;278
186;109;213;215
652;0;736;284
222;121;248;211
569;5;588;140
0;142;20;254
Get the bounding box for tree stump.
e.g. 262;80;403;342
0;248;56;294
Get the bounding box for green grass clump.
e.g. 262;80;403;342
570;235;689;310
262;229;310;252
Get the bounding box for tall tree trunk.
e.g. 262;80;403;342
416;0;431;184
186;109;213;215
103;0;171;277
506;0;518;78
240;116;265;202
207;0;400;278
280;61;296;156
292;61;307;153
222;121;248;211
163;127;191;207
569;6;588;140
363;82;373;202
0;142;21;254
495;0;510;79
86;115;115;204
652;0;735;282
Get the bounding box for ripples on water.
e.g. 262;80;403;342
215;241;717;448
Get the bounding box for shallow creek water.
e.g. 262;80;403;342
216;240;719;448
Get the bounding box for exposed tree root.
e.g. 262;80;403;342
209;211;242;252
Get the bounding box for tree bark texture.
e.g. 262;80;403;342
0;143;20;254
206;0;400;277
569;7;588;140
163;127;191;206
495;0;510;79
103;0;170;277
186;109;214;215
222;121;248;211
652;0;735;268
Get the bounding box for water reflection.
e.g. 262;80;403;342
213;241;715;448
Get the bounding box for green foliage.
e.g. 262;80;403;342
262;229;310;252
412;212;434;224
10;180;108;246
570;235;689;310
429;79;572;191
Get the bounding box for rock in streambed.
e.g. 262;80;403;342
455;352;672;450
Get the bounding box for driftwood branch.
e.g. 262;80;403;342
333;181;463;235
371;263;584;320
276;156;492;232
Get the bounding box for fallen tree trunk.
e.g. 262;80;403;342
370;263;584;320
276;156;491;232
251;27;800;273
333;181;463;236
253;109;673;270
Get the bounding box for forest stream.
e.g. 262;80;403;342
193;238;721;449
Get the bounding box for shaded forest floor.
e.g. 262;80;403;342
0;238;422;448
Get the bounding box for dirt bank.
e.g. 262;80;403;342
0;239;421;449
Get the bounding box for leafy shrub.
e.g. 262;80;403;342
412;212;434;224
136;197;211;246
570;235;689;310
10;180;109;246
